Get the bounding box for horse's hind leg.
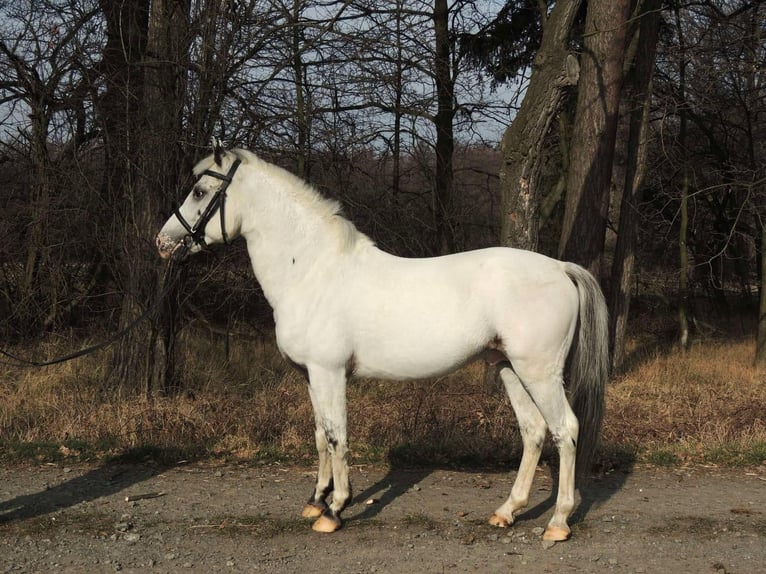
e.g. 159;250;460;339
489;366;547;528
512;361;579;541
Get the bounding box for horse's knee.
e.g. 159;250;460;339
549;411;579;452
519;420;546;449
315;427;328;451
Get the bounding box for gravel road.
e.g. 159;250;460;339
1;462;764;573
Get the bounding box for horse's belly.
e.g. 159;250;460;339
353;350;476;379
351;321;489;380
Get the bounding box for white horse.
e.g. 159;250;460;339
156;145;609;541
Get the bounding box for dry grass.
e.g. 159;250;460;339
1;327;764;469
605;338;766;466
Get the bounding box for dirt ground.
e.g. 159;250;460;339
0;461;764;573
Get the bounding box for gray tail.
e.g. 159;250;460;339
563;262;609;477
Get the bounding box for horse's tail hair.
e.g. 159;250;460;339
563;262;609;477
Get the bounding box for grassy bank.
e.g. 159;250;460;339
1;328;764;469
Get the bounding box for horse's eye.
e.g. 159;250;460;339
193;188;205;200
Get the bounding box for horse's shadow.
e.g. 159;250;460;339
1;454;633;532
350;466;434;522
349;454;634;529
512;467;635;529
0;459;171;526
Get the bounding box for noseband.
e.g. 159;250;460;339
174;159;242;249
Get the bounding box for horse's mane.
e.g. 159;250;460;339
195;148;373;253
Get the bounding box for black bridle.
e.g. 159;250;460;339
174;158;242;249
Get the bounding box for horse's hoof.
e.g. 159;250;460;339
301;503;325;519
312;514;342;533
542;526;571;541
488;513;511;528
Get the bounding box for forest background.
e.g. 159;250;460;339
0;0;764;469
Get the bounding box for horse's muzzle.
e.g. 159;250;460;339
156;233;179;260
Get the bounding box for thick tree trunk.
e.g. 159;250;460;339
609;0;661;372
97;0;154;395
559;0;631;277
499;0;582;251
143;0;190;395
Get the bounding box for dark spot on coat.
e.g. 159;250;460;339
345;354;357;378
489;335;504;350
324;428;338;450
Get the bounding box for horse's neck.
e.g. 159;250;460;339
241;191;348;309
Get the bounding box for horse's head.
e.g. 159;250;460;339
156;142;243;259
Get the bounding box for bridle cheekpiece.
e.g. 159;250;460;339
174;158;242;250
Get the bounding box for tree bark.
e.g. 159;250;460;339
674;4;691;352
97;0;153;395
499;0;582;251
742;3;765;367
757;220;766;367
291;0;310;179
433;0;455;254
143;0;190;395
608;0;661;372
559;0;631;277
21;94;53;334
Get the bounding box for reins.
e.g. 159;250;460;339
0;244;189;368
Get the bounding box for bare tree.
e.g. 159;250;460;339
496;0;582;251
96;0;153;394
558;0;631;277
142;0;191;394
608;0;662;370
644;1;765;358
0;0;100;336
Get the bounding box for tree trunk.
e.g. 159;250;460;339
674;4;691;352
291;0;310;179
433;0;455;254
608;0;661;372
187;0;226;148
97;0;152;395
559;0;631;277
757;221;766;367
143;0;190;395
20;100;53;335
392;0;404;197
742;3;765;367
678;164;691;351
499;0;582;251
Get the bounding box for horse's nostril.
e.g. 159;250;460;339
156;234;172;254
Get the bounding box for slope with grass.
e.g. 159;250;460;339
1;328;763;469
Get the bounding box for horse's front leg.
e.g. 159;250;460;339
301;426;333;519
305;365;350;533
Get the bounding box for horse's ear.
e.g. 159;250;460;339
211;136;226;166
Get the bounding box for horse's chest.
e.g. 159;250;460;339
273;307;350;369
